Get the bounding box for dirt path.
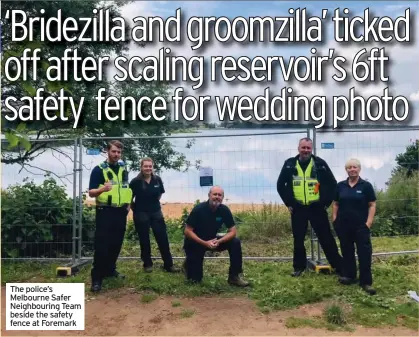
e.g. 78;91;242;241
1;288;416;336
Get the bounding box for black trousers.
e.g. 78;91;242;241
291;203;343;272
133;210;173;270
91;207;127;282
334;223;373;286
184;237;243;282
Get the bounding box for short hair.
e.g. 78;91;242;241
345;158;361;169
299;137;313;143
107;140;123;151
208;185;224;196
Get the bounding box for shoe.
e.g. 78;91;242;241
291;270;304;277
228;275;250;287
361;285;377;295
164;266;181;273
339;276;358;285
110;271;126;279
144;266;153;273
90;281;102;293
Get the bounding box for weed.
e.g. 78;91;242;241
324;303;347;325
180;309;195;318
141;293;158;303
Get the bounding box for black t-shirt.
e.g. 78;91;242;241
129;175;165;213
185;201;235;242
298;158;310;172
89;162;121;190
334;177;376;226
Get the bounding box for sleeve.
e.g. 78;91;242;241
186;207;199;228
89;166;104;190
276;160;294;208
159;177;165;194
365;182;377;202
223;207;236;228
129;178;136;197
333;184;340;202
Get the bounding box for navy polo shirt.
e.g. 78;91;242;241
185;201;235;241
89;162;120;190
129;175;165;213
334;177;376;226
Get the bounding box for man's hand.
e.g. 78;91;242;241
103;181;112;192
205;239;219;249
366;222;372;228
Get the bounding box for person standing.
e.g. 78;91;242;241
88;140;132;292
129;158;178;273
332;158;377;295
277;137;343;277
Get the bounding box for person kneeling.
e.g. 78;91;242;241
183;186;249;287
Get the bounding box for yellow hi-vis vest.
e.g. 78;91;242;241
96;162;133;207
292;158;320;205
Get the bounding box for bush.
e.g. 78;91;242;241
234;203;292;243
373;170;418;236
1;178;95;258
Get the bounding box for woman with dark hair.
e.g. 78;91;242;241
129;157;179;273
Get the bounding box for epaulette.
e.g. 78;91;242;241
99;162;109;169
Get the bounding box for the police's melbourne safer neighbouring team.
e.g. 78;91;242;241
88;139;377;296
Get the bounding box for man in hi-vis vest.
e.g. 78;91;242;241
277;137;343;277
88;140;132;292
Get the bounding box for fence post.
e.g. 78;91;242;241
307;128;316;262
312;127;323;262
78;137;83;261
72;138;78;264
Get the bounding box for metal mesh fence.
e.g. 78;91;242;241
80;129;309;260
314;128;418;238
1;127;418;263
1;139;80;261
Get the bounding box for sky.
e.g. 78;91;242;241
113;0;419;126
2;1;419;205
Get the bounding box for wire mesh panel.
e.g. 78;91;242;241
314;127;419;255
80;129;309;260
1;127;417;263
1;139;79;261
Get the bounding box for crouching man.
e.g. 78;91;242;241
183;186;250;287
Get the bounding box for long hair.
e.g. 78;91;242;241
137;157;156;189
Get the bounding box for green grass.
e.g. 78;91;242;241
2;254;418;331
2;206;418;332
116;235;419;261
324;303;347;325
141;293;158;303
180;308;195;318
172;300;182;307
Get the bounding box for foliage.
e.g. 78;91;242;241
324;303;347;325
1;178;95;258
394;139;419;177
1;0;195;173
233;203;292;243
373;170;418;236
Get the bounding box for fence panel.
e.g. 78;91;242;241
314;127;419;258
1;127;417;263
1;138;79;261
80;129;309;260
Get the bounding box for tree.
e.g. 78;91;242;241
1;0;194;173
394;139;418;177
